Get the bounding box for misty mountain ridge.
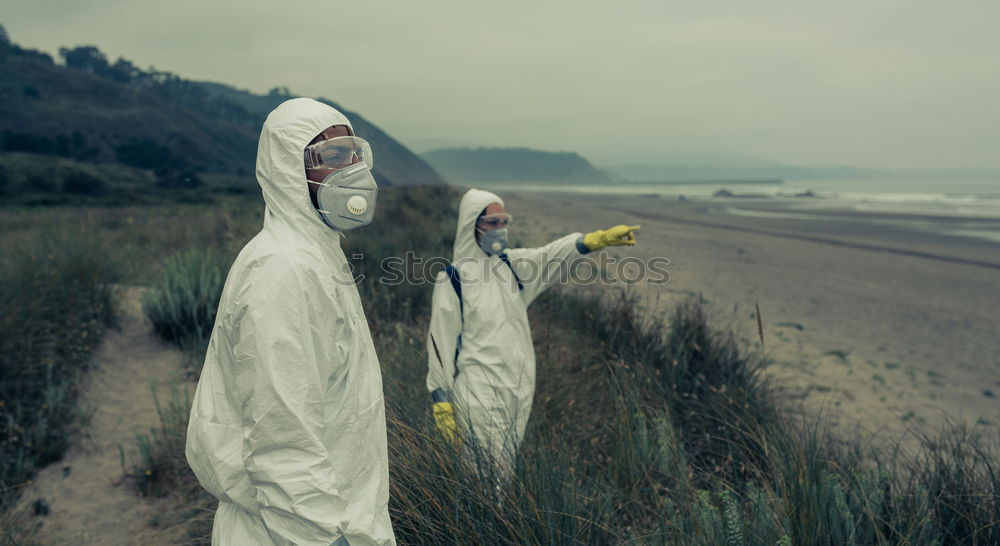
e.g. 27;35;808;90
618;148;783;169
420;142;999;187
421;147;610;184
605;161;1000;184
405;137;482;154
603;148;1000;183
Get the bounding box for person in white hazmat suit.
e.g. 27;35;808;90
186;98;395;545
426;188;639;475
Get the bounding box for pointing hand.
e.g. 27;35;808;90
583;225;641;251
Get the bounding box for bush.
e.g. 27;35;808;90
116;140;172;171
155;168;203;190
0;131;52;154
131;382;215;543
126;186;1000;544
0;164;9;196
0;501;42;545
0;227;118;510
21;174;48;194
62;170;107;196
141;249;226;366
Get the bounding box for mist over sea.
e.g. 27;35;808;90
486;177;1000;245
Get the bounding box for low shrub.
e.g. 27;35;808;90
126;186;1000;545
131;382;214;544
141;249;226;367
0;227;118;511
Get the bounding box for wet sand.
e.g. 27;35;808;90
502;189;1000;439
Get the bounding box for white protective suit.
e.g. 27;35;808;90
425;189;588;472
186;98;395;546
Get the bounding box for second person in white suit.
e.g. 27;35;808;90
426;188;639;475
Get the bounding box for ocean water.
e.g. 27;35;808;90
484;177;1000;245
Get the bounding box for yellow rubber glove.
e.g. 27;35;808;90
432;402;461;447
583;225;641;251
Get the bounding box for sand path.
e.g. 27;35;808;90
21;287;187;545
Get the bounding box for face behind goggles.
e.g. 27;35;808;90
476;213;513;230
305;135;378;231
304;136;374;171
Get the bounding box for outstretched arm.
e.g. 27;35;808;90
506;225;641;305
505;232;584;305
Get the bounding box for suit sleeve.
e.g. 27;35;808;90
505;232;585;306
426;271;462;397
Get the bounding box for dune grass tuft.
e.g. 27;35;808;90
40;184;992;544
0;227;118;539
141;249;226;370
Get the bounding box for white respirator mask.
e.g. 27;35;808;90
304;136;378;231
476;227;509;255
475;212;511;255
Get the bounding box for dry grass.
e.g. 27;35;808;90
0;227;119;543
4;186;998;544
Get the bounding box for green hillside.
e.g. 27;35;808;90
0;31;446;205
422;147;611;184
194;82;445;189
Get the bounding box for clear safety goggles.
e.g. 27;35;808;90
304;136;374;171
476;213;512;229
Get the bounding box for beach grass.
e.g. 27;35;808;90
141;249;227;372
0;226;119;541
122;186;1000;544
3;186;999;544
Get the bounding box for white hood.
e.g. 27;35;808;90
453;188;505;262
256;97;352;238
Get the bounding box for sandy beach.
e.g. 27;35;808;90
500;189;1000;440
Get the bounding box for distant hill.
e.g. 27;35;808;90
0;31;445;205
422;147;611;184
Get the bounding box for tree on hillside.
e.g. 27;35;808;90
154;168;202;189
62;170;107;196
2;29;53;64
59;46;144;85
116;139;173;170
59;45;110;75
55;43;259;128
0;165;9;196
1;130;53;154
108;58;142;84
0;24;8;61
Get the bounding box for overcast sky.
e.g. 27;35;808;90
3;1;999;169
